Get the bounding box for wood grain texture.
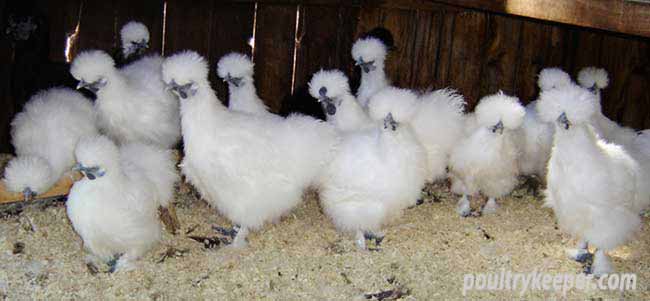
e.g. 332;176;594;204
253;3;297;112
426;0;650;38
599;34;650;127
381;8;418;88
164;0;214;57
209;2;255;103
442;10;488;109
46;0;82;62
75;1;117;54
479;14;522;97
513;21;571;104
410;9;442;90
0;172;82;205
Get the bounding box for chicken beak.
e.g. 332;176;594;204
167;80;197;100
356;58;376;73
76;80;88;90
384;113;398;131
74;163;105;180
22;187;36;202
557;112;571;130
77;78;106;94
320;97;337;115
224;74;242;87
129;39;149;56
491;120;504;134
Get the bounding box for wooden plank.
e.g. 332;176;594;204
410;9;442;90
599;35;649;126
208;2;255;103
618;65;650;129
427;0;650;38
443;10;488;110
381;8;418;88
513;21;571;104
253;3;297;112
46;0;82;62
478;14;522;97
163;0;214;57
0;172;82;205
283;4;358;118
114;0;165;55
75;1;117;54
434;10;456;89
567;29;603;77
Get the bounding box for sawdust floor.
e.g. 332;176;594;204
1;168;649;299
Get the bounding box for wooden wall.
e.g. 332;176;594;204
1;0;649;152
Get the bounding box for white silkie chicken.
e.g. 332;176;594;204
120;21;150;62
161;51;340;248
67;135;178;272
450;92;525;216
216;52;272;116
369;87;466;184
351;36;390;108
538;84;649;276
70;50;181;149
320;111;427;249
3;88;98;200
516;68;572;179
308;69;372;132
577;67;638;148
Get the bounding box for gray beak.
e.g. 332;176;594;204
74;163;105;180
22;187;36;202
316;87;336;115
557;112;571;130
166;79;197;100
491;120;504;134
384;113;398;131
130;39;149;54
223;74;243;87
355;58;376;73
77;78;107;94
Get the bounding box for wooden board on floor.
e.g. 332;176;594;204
0;172;82;205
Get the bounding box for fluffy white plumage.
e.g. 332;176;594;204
351;37;390;108
70;50;180;148
577;66;609;90
216;52;271;116
308;69;372;132
4;87;98;196
369;87;466;182
450;92;524;215
537;67;572;91
162;51;340;247
319;113;427;249
515;68;571;177
538;84;647;276
67;135;178;272
120;21;150;59
516;101;554;177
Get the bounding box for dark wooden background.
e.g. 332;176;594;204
1;0;649;153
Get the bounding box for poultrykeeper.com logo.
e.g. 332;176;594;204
462;269;636;296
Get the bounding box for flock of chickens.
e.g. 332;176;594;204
2;21;649;277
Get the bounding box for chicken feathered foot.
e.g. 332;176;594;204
482;197;499;215
212;225;240;240
456;195;471;217
567;240;592;263
588;249;613;277
231;227;249;249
